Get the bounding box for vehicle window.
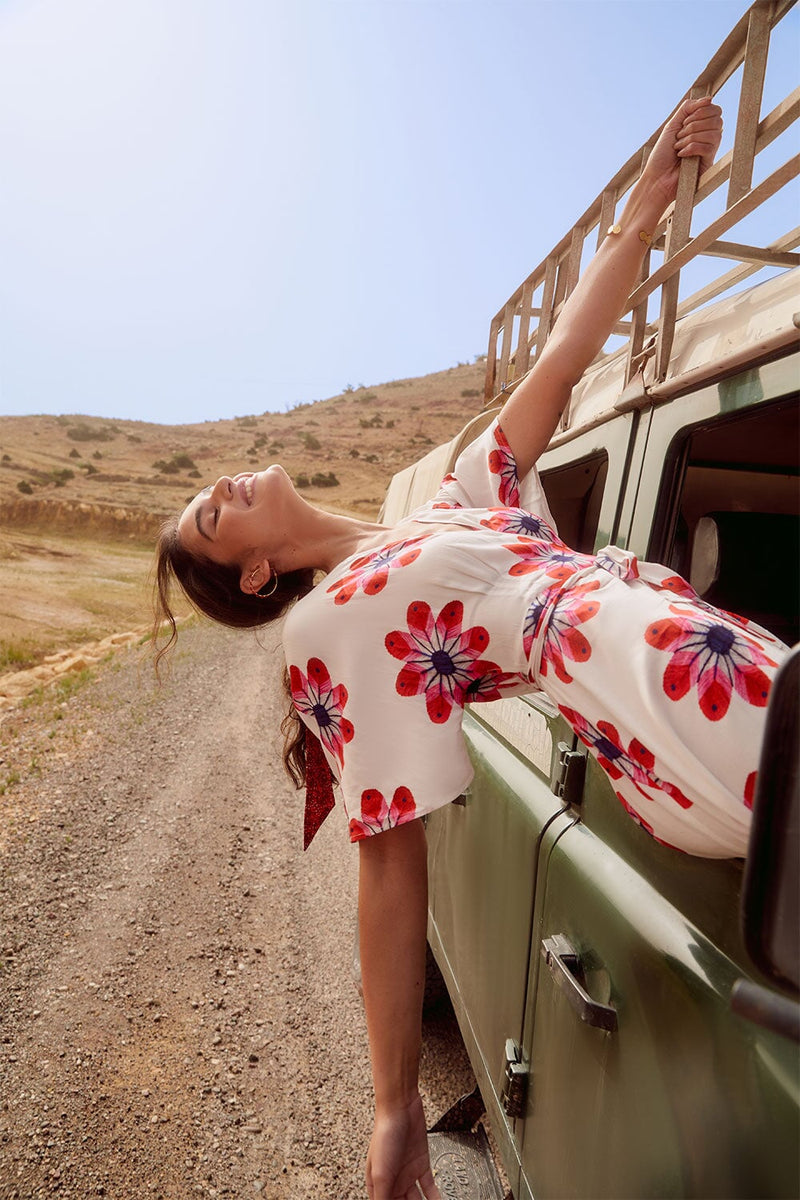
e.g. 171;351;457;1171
661;396;799;646
540;453;608;554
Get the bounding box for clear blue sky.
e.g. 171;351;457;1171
0;0;796;425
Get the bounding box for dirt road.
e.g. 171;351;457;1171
0;623;474;1199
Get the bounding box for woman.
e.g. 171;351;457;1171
154;97;787;1200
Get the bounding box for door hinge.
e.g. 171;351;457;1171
550;741;586;808
500;1038;528;1119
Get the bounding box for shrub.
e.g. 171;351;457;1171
92;450;103;460
66;422;114;442
52;468;75;484
2;453;10;462
301;432;321;451
294;473;310;488
461;388;481;398
364;454;378;463
84;463;98;475
170;452;197;470
385;419;394;429
358;414;383;429
69;448;81;459
17;480;33;494
349;448;360;458
237;415;258;428
187;469;201;478
127;433;142;443
311;471;339;487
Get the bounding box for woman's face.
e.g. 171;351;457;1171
177;466;293;569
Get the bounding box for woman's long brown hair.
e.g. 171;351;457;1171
152;515;315;787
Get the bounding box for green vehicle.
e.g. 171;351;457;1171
381;5;799;1196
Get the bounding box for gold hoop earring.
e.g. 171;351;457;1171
250;567;278;599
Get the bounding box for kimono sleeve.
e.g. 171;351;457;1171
431;415;557;528
282;590;475;844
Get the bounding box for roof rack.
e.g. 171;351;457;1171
483;0;800;425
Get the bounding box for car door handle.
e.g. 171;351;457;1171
541;934;618;1032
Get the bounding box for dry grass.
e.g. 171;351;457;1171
0;528;178;672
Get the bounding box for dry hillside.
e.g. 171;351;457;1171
0;362;487;674
0;362;487;535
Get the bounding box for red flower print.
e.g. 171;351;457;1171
432;474;463;508
536;580;601;684
348;786;417;840
480;508;555;539
595;546;640;582
289;657;354;766
644;612;777;721
505;539;594;583
488;424;520;507
327;537;426;605
657;576;784;645
385;599;503;723
744;771;757;811
559;705;693;810
614;791;681;850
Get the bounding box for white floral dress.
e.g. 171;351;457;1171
282;418;787;859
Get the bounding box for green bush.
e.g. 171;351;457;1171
17;480;33;495
311;471;339;487
349;448;360;458
301;432;322;451
171;452;197;470
69;448;81;459
92;450;103;460
51;468;75;484
359;414;383;429
84;463;98;475
294;473;310;488
66;422;114;442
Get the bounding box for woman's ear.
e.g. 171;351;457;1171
240;559;272;596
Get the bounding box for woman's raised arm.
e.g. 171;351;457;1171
499;96;723;479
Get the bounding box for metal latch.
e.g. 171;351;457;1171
550;741;586;807
500;1038;528;1119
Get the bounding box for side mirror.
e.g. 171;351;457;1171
732;644;800;1042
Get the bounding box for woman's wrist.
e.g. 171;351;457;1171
621;177;669;235
374;1088;423;1118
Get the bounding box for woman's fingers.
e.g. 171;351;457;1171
418;1166;442;1199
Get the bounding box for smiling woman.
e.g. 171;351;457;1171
149;98;793;1200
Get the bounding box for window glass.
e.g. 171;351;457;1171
540;453;608;554
662;396;799;646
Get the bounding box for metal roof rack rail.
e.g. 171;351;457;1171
483;0;799;430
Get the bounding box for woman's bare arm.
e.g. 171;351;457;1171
359;819;441;1200
499;96;723;479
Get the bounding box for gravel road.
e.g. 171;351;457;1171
0;622;476;1199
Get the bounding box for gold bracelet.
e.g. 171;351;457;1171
607;223;652;247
